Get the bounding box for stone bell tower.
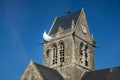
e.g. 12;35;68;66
43;8;95;80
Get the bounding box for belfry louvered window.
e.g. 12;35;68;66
52;44;57;64
85;45;89;66
80;42;84;63
59;42;65;63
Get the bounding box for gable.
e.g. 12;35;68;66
49;10;81;35
20;61;44;80
75;8;94;44
20;61;64;80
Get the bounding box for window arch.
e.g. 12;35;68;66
52;44;57;64
59;41;65;63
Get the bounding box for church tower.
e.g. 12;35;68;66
43;8;95;80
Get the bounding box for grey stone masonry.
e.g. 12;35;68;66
43;8;95;80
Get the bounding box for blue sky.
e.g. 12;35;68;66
0;0;120;79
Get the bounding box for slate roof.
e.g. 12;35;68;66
82;66;120;80
34;62;120;80
34;62;64;80
49;10;81;35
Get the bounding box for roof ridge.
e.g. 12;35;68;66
92;66;120;72
82;66;120;76
57;10;81;19
34;62;57;71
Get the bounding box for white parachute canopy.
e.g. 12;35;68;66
43;31;52;41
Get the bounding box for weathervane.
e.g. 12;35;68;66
66;0;71;14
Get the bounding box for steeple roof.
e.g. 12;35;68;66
49;10;81;35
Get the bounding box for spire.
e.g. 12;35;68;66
81;7;85;12
66;0;71;14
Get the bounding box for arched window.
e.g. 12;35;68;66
52;44;57;64
80;42;84;63
59;41;65;63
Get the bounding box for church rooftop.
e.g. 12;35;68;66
34;62;64;80
82;66;120;80
49;10;81;35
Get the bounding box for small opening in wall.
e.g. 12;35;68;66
85;53;88;58
46;49;50;57
85;45;88;51
85;60;88;66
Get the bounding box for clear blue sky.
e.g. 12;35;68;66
0;0;120;79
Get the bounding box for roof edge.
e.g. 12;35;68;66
48;17;57;35
30;61;45;80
